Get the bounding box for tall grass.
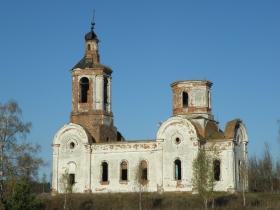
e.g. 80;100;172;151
38;192;280;210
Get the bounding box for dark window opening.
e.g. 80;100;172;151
69;173;75;185
104;77;108;108
142;169;147;180
87;44;91;51
69;142;75;149
238;160;241;183
175;159;182;180
101;162;108;182
182;92;188;108
79;77;89;103
214;160;221;181
106;137;109;142
140;161;148;182
175;137;181;144
120;161;128;181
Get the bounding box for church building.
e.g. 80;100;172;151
52;22;248;194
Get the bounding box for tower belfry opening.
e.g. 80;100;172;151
79;77;89;103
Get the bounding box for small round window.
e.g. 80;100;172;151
175;137;181;144
69;142;75;149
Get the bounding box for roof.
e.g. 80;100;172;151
72;57;112;72
191;120;226;140
224;119;242;139
170;80;213;87
205;120;226;140
85;31;99;42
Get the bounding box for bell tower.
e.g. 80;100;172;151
70;20;118;143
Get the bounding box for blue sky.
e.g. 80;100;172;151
0;0;280;179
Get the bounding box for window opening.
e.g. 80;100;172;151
175;137;181;144
182;92;188;108
140;160;148;182
69;173;75;185
69;142;75;149
214;159;221;181
101;162;108;182
79;77;89;103
238;160;241;183
120;161;128;181
174;159;182;180
87;44;91;51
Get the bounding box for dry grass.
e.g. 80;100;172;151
38;192;280;210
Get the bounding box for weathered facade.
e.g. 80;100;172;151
52;23;248;194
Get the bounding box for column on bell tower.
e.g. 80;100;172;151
107;76;112;113
70;20;118;143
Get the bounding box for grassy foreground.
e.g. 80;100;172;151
38;192;280;210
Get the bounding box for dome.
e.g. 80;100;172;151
85;31;98;41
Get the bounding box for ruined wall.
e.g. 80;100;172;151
71;68;116;142
52;119;247;194
171;80;213;119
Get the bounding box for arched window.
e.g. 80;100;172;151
87;44;91;51
174;159;182;180
101;162;108;182
213;159;221;181
104;77;108;108
79;77;89;103
182;92;188;108
120;161;128;181
140;160;148;183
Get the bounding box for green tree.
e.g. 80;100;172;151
0;101;44;209
41;173;47;193
261;143;273;192
192;146;217;209
60;170;73;210
5;179;42;210
0;101;31;203
248;155;259;192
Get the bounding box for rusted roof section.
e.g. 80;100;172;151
189;118;244;141
205;121;226;140
190;120;226;140
224;119;242;139
190;121;204;139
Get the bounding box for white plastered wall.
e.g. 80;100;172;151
90;141;163;193
157;116;199;192
52;123;91;193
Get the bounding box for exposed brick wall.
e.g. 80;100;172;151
171;80;212;116
71;67;118;143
